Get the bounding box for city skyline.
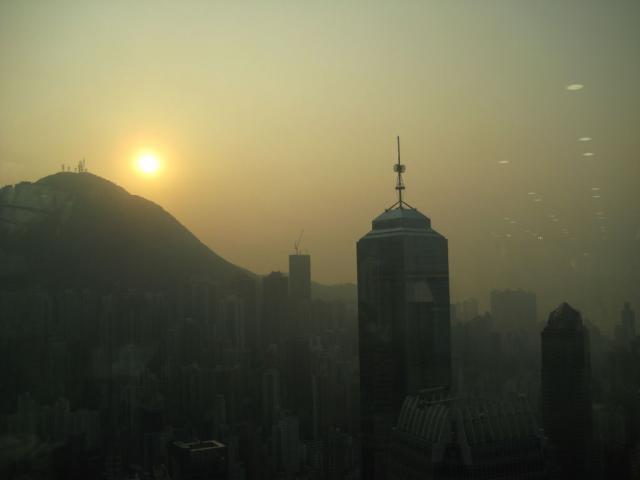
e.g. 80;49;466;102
2;2;640;478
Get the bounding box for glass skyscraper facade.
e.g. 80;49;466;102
357;203;451;478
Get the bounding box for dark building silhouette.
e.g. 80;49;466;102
387;392;547;479
541;303;592;478
289;253;312;338
289;254;311;302
357;139;451;479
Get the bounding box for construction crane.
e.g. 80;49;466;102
294;230;304;256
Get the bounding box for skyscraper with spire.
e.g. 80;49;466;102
357;138;451;479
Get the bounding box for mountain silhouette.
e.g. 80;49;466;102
0;172;249;290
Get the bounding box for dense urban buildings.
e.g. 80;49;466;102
0;170;361;479
1;172;638;479
0;273;361;479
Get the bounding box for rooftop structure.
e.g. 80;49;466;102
388;393;546;479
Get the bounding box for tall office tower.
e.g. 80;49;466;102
357;138;451;479
261;271;288;348
541;303;593;478
490;289;537;334
289;253;311;302
289;253;312;337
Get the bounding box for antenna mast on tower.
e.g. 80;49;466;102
294;230;304;256
387;136;415;211
394;136;405;207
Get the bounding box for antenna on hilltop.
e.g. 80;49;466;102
294;230;304;256
386;136;415;211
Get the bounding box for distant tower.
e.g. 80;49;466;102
357;137;451;479
541;303;592;477
289;230;311;302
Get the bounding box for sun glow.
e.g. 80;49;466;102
135;151;161;175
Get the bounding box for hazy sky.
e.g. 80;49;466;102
1;1;639;321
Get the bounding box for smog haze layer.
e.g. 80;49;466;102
1;0;639;324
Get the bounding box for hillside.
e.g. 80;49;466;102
0;172;248;289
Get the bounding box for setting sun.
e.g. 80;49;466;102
135;151;161;175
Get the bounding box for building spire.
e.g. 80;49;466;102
395;136;405;206
387;136;415;211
